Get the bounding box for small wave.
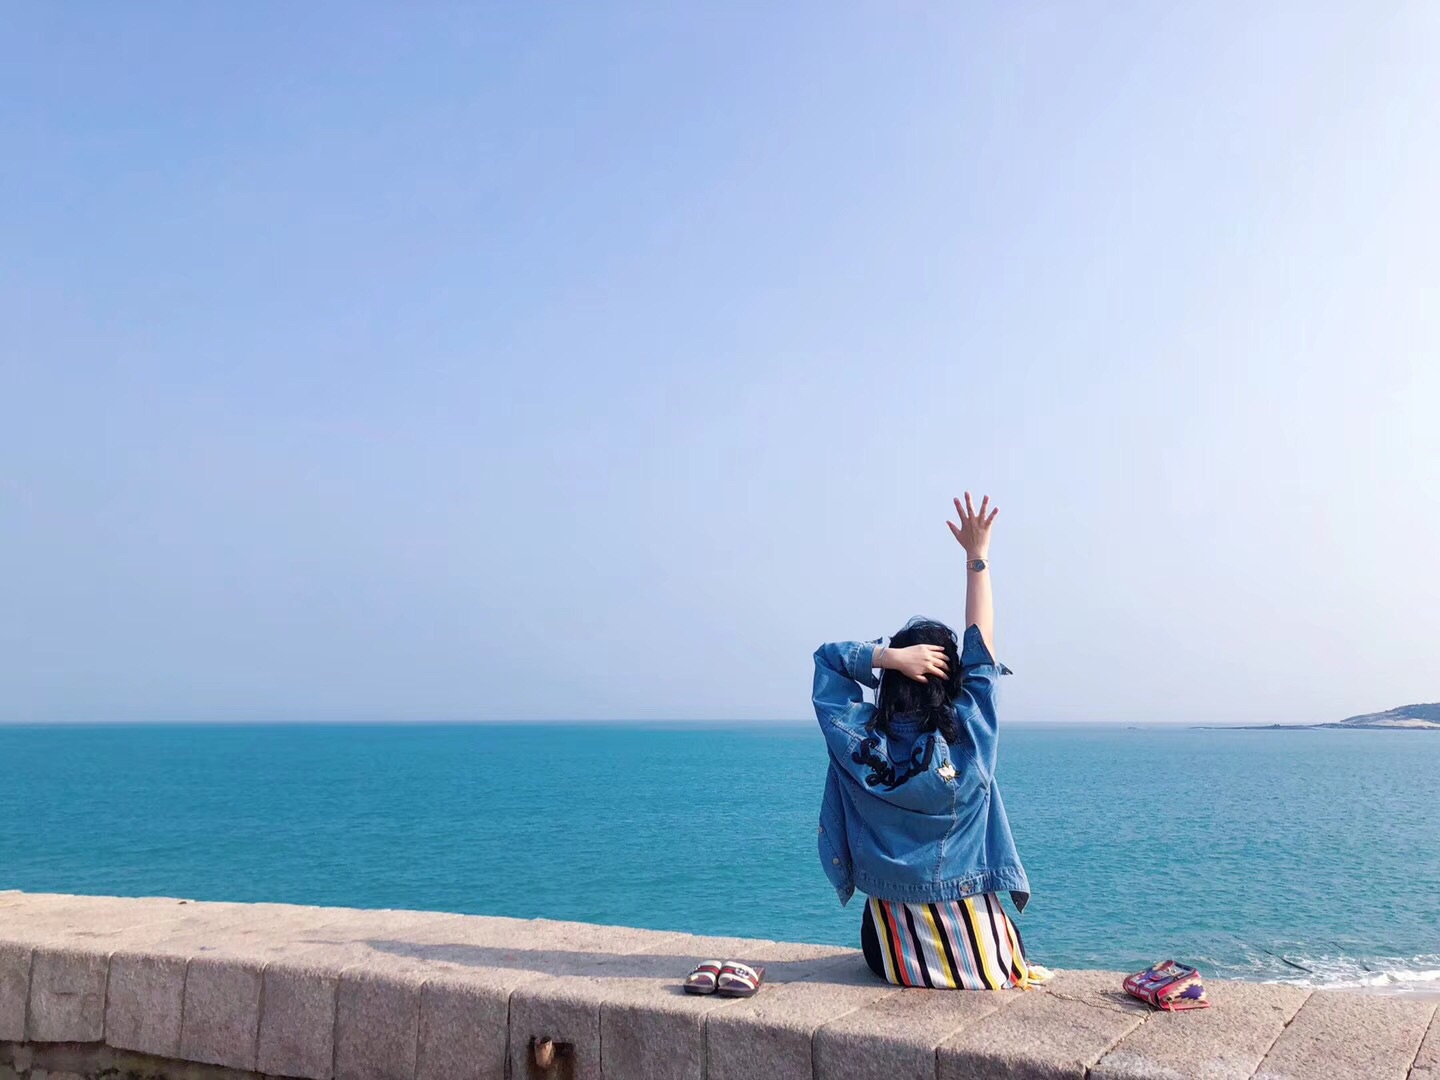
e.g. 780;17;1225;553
1246;952;1440;994
1199;943;1440;994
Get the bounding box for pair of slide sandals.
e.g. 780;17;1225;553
683;959;765;997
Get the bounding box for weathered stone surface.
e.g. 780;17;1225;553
257;956;340;1080
303;909;532;974
159;906;495;1080
599;978;742;1080
937;969;1152;1080
90;904;353;1073
470;918;690;977
177;906;359;962
0;1039;275;1079
1;894;223;948
814;985;1018;1080
255;907;485;1080
179;953;264;1070
597;936;853;1080
291;910;804;986
5;893;1437;1080
507;976;607;1080
426;922;777;1080
0;892;197;922
2;894;234;1047
380;919;599;1080
627;931;853;981
706;955;899;1080
291;906;482;948
1412;1008;1440;1079
415;969;516;1080
1092;980;1310;1080
0;942;30;1042
25;945;109;1042
103;950;189;1057
502;940;717;1080
333;966;426;1080
1253;990;1437;1080
10;892;339;1061
506;933;852;1080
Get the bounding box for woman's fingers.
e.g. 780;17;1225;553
955;493;999;529
899;644;950;681
947;520;964;544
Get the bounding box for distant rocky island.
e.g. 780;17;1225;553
1216;702;1440;731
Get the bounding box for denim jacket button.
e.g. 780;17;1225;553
831;857;840;866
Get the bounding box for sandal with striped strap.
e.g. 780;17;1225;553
683;960;723;995
716;961;765;997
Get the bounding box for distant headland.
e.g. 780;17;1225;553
1211;702;1440;731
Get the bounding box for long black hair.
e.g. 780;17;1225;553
872;617;964;743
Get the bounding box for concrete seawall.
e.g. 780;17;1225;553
1;891;1435;1080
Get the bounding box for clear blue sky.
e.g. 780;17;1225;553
4;3;1437;724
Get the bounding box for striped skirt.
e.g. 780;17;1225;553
861;893;1032;990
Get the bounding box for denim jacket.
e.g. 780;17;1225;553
813;621;1030;912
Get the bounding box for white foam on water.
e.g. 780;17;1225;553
1205;944;1440;994
1257;954;1440;994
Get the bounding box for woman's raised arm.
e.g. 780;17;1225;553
947;492;998;653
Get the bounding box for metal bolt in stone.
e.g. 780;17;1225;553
531;1035;575;1076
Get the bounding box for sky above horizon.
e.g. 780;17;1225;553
4;3;1438;725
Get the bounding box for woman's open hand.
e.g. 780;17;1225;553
947;492;998;558
878;644;950;683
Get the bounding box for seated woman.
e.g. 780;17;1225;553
812;493;1042;990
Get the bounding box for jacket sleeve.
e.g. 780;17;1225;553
814;642;878;908
812;640;882;731
953;624;1013;781
818;767;856;906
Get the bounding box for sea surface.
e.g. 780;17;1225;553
2;723;1438;992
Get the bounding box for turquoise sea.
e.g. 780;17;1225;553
2;723;1437;991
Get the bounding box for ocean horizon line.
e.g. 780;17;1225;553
0;716;1339;729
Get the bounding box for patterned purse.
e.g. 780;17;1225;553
1123;960;1210;1011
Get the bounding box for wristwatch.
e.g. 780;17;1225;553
967;558;988;573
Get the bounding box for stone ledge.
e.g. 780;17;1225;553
1;890;1436;1080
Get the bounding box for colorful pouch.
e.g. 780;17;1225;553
1123;960;1210;1010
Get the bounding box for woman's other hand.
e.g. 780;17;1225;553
877;644;950;683
947;492;998;558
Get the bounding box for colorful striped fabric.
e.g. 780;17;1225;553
862;893;1032;990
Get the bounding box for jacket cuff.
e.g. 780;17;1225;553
960;624;1013;674
851;639;884;689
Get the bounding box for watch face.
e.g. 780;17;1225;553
970;559;986;571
